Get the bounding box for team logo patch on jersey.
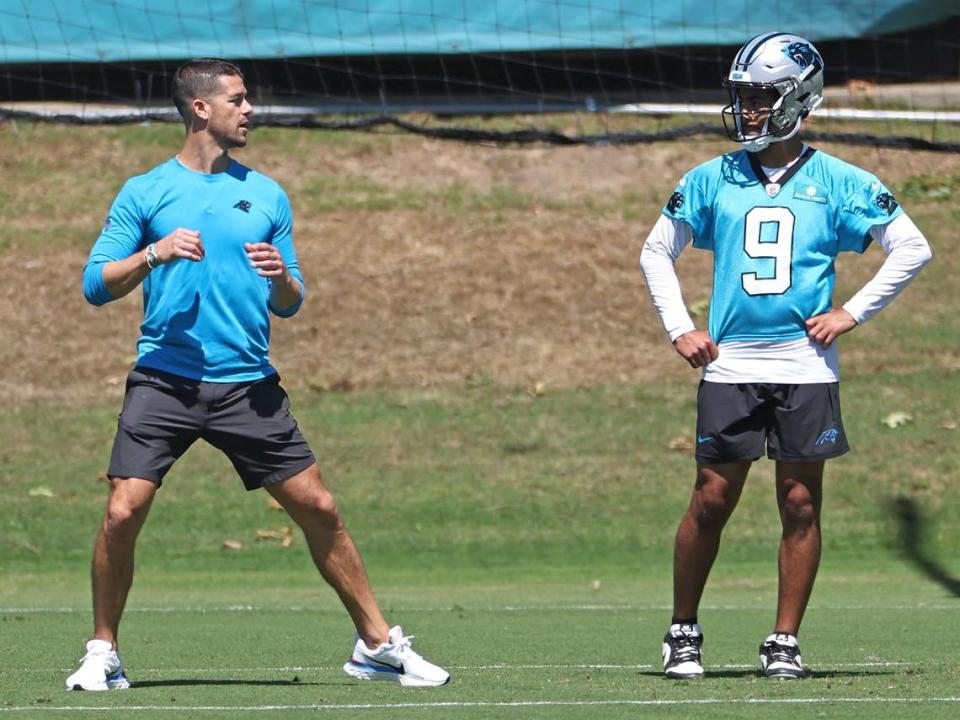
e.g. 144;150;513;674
234;200;252;213
876;192;899;214
667;191;684;214
102;216;113;231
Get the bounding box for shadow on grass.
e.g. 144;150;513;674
131;679;343;688
639;669;897;680
806;669;898;679
892;496;960;597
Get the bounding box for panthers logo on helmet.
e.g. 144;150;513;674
783;42;821;71
876;192;899;214
667;191;684;214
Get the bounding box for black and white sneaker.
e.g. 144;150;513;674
759;633;805;678
662;623;704;679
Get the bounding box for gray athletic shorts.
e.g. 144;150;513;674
107;366;316;490
694;381;849;464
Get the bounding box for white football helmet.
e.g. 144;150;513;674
721;32;825;152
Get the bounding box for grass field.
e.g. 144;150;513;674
1;119;958;717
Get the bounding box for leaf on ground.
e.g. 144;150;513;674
28;486;54;498
668;436;694;453
222;539;243;550
882;411;913;428
265;498;285;511
255;527;295;548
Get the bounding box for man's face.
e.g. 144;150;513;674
736;87;778;137
201;74;253;149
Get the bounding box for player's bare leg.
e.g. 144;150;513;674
673;461;751;618
663;461;750;678
773;460;824;635
267;464;390;647
92;477;158;647
67;477;155;691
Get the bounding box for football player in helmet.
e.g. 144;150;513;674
721;33;825;153
641;33;932;679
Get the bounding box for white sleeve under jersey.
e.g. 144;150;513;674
842;213;933;324
638;214;696;342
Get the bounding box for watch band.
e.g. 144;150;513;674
144;243;159;269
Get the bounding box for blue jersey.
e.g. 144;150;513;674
663;148;902;344
83;157;305;382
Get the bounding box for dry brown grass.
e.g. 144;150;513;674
1;121;956;405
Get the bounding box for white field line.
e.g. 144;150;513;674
2;603;958;613
35;661;910;673
1;697;959;712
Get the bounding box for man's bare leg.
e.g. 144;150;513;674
266;464;390;647
673;462;752;619
92;477;158;649
773;460;824;635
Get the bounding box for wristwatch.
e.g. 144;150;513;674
144;243;159;269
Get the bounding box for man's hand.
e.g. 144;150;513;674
246;242;301;312
673;330;719;369
155;228;204;264
245;242;286;278
805;308;857;347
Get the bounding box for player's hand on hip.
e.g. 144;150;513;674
673;330;719;369
156;228;204;263
805;308;857;347
245;242;286;278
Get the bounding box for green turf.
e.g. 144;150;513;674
2;378;958;718
3;566;960;719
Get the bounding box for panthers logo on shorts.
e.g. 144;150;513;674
815;427;840;446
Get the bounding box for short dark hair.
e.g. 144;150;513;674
172;58;244;122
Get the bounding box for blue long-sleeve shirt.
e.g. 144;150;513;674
84;157;305;382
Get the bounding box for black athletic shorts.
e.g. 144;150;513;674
694;381;849;464
107;366;316;490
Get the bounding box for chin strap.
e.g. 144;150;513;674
742;118;803;153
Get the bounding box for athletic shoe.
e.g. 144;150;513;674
662;623;704;679
759;633;805;678
65;639;131;691
343;625;450;687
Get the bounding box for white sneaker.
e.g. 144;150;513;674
343;626;450;687
662;623;705;679
65;640;130;691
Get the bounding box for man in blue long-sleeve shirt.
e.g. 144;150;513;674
68;58;449;691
